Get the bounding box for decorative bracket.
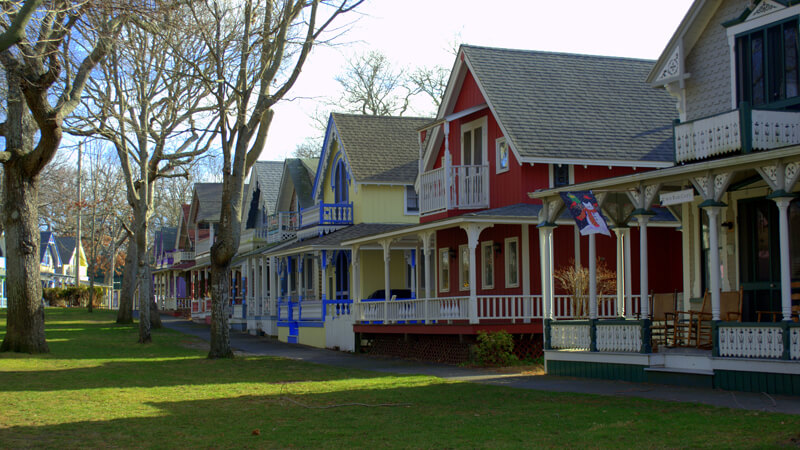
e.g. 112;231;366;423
691;171;733;205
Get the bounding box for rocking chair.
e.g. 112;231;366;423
650;292;677;349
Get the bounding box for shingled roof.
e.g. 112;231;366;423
458;45;676;164
192;183;223;222
331;114;431;184
251;161;284;214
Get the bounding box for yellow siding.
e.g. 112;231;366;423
359;248;411;299
352;185;416;224
298;326;326;348
321;140;339;205
278;327;290;343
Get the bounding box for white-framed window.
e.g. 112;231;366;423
549;164;573;188
438;248;450;292
505;237;519;288
495;137;510;174
461;116;488;166
404;185;419;215
481;241;495;289
458;244;470;291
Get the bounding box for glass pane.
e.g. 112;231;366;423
756;206;771;281
499;141;508;169
463;131;472;165
768;25;783;101
461;246;470;290
508;241;518;286
474;127;483;165
786;24;799;98
752;33;766;106
483;245;493;286
440;250;449;291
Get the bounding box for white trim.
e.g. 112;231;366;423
548;163;575;189
438;247;450;293
505;237;520;288
458;244;470;292
495;137;510;174
445;103;488;122
461;116;488;166
404;185;420;216
525;156;671;169
727;4;800;37
481;240;495;290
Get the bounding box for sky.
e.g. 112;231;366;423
260;0;696;161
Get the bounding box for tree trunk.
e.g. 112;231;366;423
208;261;233;358
117;239;137;324
136;213;151;343
1;163;49;353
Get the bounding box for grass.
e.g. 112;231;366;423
1;309;799;448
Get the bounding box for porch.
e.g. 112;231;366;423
419;160;490;215
296;202;353;239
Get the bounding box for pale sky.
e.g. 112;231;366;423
260;0;695;161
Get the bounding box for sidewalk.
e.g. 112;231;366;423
161;315;800;415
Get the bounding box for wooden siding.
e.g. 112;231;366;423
351;185;417;224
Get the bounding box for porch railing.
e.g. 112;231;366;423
548;319;648;353
419;163;490;215
673;104;800;163
299;300;324;321
299;202;353;229
717;322;800;360
261;211;298;243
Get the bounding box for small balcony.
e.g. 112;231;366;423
419;164;489;215
674;103;800;164
258;211;298;243
296;203;353;239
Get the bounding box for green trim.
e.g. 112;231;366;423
537;221;557;228
640;319;652;354
589;319;597;352
546;360;647;383
631;208;656;216
714;369;800;395
699;199;727;208
766;189;799;199
543;318;552;350
722;5;753;28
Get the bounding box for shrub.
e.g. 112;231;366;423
474;330;517;367
42;286;103;307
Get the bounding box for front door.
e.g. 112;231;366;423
737;198;799;321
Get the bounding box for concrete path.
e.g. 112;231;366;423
161;315;800;415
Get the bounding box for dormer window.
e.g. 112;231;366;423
736;18;799;107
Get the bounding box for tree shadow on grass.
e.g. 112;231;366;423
0;382;795;449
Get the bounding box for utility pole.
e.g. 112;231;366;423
75;142;82;288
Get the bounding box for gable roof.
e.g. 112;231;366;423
191;183;224;223
459;45;676;165
250;161;284;214
154;227;178;254
54;236;78;264
39;231;60;266
286;158;316;209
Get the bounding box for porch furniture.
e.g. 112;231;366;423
650;292;677;349
694;288;743;349
671;292;709;347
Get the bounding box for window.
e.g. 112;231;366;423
736;18;800;107
405;186;419;214
481;241;495;289
505;237;519;288
461;117;486;166
333;159;349;203
552;164;570;188
438;248;450;292
303;255;314;293
496;138;509;173
459;244;470;291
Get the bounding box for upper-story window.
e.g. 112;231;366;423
496;137;509;174
461;117;487;166
333;159;349;203
405;186;419;214
736;18;800;107
552;164;571;188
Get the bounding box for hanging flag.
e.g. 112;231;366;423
560;191;611;236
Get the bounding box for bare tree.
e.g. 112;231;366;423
408;65;448;110
188;0;363;358
0;1;145;353
70;7;217;341
336;50;412;116
0;0;43;52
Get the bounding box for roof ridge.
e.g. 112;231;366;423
461;44;657;64
330;112;433;121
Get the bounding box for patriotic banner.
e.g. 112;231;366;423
560;191;610;236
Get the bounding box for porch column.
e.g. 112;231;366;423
538;225;556;320
624;227;633;319
269;256;277;315
297;255;304;303
702;205;723;321
461;223;491;324
588;233;598;320
381;240;392;323
409;250;417;299
635;213;653;319
612;227;626;317
421;231;434;301
521;224;531;323
773;196;794;321
321;250;328;301
351;245;360;302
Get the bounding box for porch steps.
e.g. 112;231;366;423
644;353;714;388
287;322;299;344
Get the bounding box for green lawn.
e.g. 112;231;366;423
0;309;798;448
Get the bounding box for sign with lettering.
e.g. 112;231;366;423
660;189;694;206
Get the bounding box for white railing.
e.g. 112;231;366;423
550;323;591;350
791;327;799;360
262;212;298;243
299;300;323;321
419;163;489;215
674;110;741;163
718;325;785;359
261;296;271;316
551;295;631;319
751;109;800;150
596;323;642;352
357;297;470;323
477;295;539;321
176;297;192;310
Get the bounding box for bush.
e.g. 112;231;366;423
474;330;518;367
42;286;103;307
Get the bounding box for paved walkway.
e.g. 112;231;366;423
161;316;800;415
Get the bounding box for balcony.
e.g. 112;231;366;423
419;164;489;215
674;104;800;164
296;202;353;239
258;211;298;243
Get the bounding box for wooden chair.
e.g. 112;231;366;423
694;288;743;349
757;281;800;322
650;292;677;349
671;292;709;347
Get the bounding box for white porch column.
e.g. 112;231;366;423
774;197;794;321
381;240;391;323
321;250;328;301
588;233;598;320
624;227;633;319
538;227;550;320
637;214;652;319
521;224;531;323
703;206;723;321
297;255;304;302
351;245;360;302
612;227;625;317
421;232;434;301
269;256;277;315
461;223;491;324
